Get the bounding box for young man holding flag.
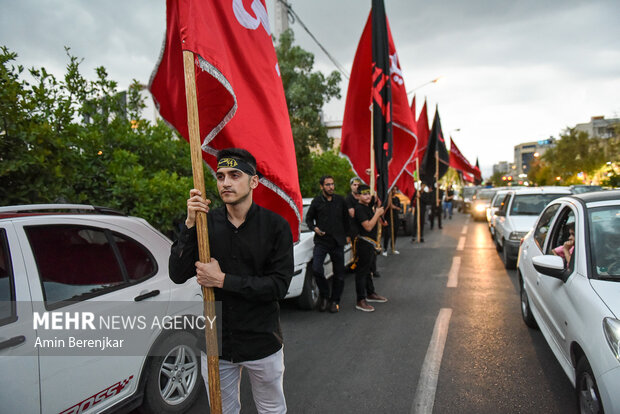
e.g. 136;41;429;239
353;184;388;312
169;148;293;414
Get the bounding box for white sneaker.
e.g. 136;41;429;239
381;251;388;257
393;250;400;255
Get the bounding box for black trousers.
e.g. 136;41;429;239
382;219;397;251
412;204;426;238
355;240;377;301
311;242;346;303
430;204;442;229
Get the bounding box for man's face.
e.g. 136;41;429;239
216;167;257;205
321;178;335;196
359;192;372;205
350;181;360;194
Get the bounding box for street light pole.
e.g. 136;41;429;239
406;77;442;95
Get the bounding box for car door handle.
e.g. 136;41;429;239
134;290;160;302
0;335;26;350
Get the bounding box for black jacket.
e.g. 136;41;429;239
169;203;293;362
305;193;350;246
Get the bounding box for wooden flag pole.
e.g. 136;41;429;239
416;159;421;243
182;50;222;414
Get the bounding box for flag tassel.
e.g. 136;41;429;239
182;50;223;414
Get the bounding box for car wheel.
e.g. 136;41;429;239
519;277;538;329
297;264;319;310
576;356;603;414
502;239;516;269
140;331;203;413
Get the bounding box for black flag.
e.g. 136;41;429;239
420;106;449;186
371;0;392;204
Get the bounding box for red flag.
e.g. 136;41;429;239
149;0;302;241
449;137;476;175
462;171;475;183
341;1;417;203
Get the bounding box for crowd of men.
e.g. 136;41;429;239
305;175;453;314
168;148;454;413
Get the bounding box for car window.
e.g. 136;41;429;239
301;205;310;233
509;194;565;216
0;230;16;326
533;204;560;250
26;225;125;306
546;208;576;272
111;233;157;281
492;193;506;208
498;194;512;215
589;206;620;280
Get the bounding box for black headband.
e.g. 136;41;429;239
217;157;256;176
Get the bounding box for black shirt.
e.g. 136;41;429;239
168;203;293;362
345;193;359;237
305;193;350;247
354;202;378;239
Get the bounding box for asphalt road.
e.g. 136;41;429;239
188;212;577;414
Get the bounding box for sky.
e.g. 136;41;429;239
2;0;619;178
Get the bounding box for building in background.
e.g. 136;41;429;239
492;161;513;176
574;115;620;139
513;138;555;177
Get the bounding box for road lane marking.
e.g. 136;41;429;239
411;308;453;414
447;257;461;288
461;225;467;235
456;236;466;251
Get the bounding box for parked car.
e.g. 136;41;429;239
486;189;511;237
470;188;498;221
517;190;620;413
0;204;204;414
284;198;353;309
494;187;572;269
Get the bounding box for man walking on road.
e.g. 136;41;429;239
305;175;351;313
382;187;402;255
169;148;292;414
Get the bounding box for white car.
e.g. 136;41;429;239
0;205;204;414
518;190;620;413
494;187;572;269
285;198;353;309
486;189;510;236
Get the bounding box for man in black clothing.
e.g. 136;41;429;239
429;185;444;230
305;175;350;313
168;148;292;413
353;184;388;312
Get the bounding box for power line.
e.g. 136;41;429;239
276;0;350;80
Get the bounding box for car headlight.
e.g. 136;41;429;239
475;204;486;212
509;231;528;241
603;317;620;362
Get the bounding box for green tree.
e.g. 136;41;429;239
275;30;341;179
0;46;217;236
542;128;607;183
300;150;354;197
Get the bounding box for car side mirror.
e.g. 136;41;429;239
496;210;505;217
532;255;567;281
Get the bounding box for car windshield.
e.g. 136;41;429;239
476;190;496;200
589;206;620;280
573;185;603;194
509;194;564;216
463;188;477;198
